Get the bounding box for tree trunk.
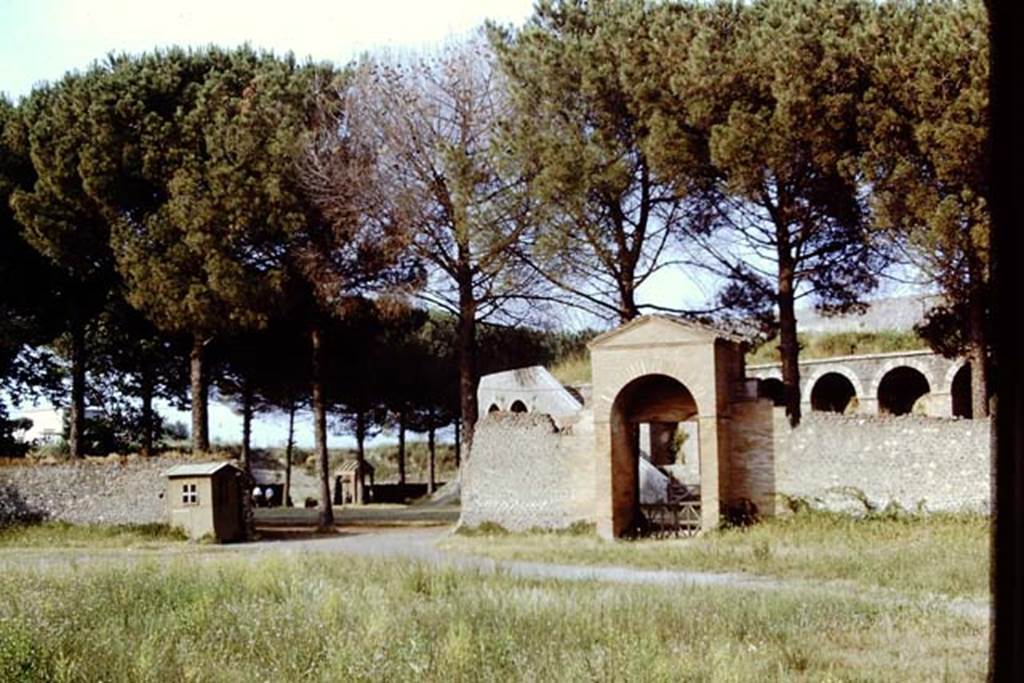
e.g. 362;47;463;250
397;408;406;486
456;271;478;463
454;418;461;469
284;401;295;507
618;276;640;322
67;320;87;459
235;376;256;539
311;324;333;530
427;421;436;495
139;365;154;457
777;260;802;427
356;409;367;504
241;378;253;468
190;335;210;453
967;263;990;418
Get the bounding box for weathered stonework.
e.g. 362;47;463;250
773;412;990;513
461;413;594;531
461;315;992;538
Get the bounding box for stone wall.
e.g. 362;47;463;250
728;405;991;515
0;456;194;526
461;413;595;531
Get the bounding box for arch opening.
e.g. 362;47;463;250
951;364;972;418
609;374;699;537
509;400;528;413
877;366;930;416
758;378;785;407
487;403;500;414
810;373;857;414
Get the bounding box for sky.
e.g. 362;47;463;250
0;0;536;100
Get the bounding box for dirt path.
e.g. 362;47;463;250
0;526;989;622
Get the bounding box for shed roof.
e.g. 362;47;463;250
165;462;240;478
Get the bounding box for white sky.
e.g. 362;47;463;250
0;0;536;100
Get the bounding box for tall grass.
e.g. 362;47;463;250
448;511;989;600
549;349;592;385
0;522;186;549
0;553;985;681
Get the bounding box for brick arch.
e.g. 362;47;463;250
801;366;865;405
868;358;936;398
943;358;969;395
593;356;709;425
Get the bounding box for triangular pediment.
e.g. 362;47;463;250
588;315;736;350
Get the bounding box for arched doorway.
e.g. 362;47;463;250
487;403;500;414
610;374;698;536
951;364;972;418
509;400;528;413
877;366;930;416
810;372;857;413
758;378;785;407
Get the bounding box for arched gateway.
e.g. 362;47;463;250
589;316;746;538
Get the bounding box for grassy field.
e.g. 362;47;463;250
447;512;989;600
0;552;986;682
0;522;186;549
746;330;927;365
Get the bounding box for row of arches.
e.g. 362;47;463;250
759;364;977;417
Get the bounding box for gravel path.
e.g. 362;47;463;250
0;526;990;622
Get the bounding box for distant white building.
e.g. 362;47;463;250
477;366;584;421
10;404;63;444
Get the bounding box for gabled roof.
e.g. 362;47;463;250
587;314;747;349
165;462;240;478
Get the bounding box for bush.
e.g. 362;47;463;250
0;484;47;528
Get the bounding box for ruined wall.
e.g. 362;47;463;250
728;406;991;514
0;456;178;526
461;413;595;531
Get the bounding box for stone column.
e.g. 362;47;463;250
594;420;615;539
697;415;720;531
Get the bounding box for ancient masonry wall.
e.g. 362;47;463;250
729;404;991;514
0;456;176;526
461;413;595;531
464;405;991;532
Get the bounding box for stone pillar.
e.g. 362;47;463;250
594;420;615;539
928;391;953;417
697;415;720;531
858;396;880;416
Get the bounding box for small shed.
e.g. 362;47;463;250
334;460;374;505
165;462;245;542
